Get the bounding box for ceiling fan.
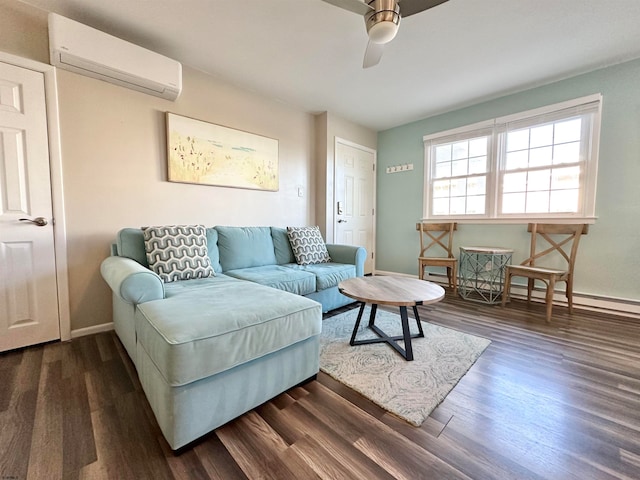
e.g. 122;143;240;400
322;0;449;68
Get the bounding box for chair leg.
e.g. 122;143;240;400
447;266;454;290
452;263;458;295
566;277;574;314
545;277;556;324
501;270;511;307
527;278;535;303
418;262;423;280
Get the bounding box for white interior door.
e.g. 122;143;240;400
334;138;376;274
0;61;60;352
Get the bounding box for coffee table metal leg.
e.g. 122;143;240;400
349;302;367;346
368;303;378;327
349;303;425;361
399;306;414;361
413;305;424;337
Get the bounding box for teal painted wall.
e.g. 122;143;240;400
376;58;640;301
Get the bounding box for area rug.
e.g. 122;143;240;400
319;307;491;426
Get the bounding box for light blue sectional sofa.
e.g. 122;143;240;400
100;225;366;450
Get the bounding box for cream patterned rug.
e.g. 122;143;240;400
319;307;491;426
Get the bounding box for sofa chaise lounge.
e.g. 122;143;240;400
100;225;366;449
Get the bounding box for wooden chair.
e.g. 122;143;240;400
416;222;457;294
501;223;589;323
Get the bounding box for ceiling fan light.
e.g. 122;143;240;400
368;20;399;44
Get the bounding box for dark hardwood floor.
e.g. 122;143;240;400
2;293;639;479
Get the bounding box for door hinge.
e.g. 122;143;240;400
371;251;374;259
372;208;375;216
373;164;376;171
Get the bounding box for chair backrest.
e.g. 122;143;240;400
415;222;457;259
522;223;589;274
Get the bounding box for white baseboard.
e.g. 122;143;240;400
71;322;114;339
374;270;640;320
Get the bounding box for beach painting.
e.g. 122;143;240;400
167;112;278;191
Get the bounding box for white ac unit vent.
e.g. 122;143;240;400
48;13;182;101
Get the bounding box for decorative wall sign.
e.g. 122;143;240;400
166;112;279;191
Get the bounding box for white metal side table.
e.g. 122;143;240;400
458;246;513;304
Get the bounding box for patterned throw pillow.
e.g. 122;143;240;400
143;225;215;283
286;226;331;266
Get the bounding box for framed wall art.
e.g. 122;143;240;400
166;112;279;191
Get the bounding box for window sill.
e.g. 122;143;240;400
420;216;597;225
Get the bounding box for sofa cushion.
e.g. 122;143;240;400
135;281;322;386
284;262;356;290
117;228;149;267
216;226;277;271
225;265;316;296
205;228;223;273
143;225;215;283
271;227;296;264
163;273;240;297
287;226;331;266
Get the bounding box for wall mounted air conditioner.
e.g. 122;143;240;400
48;13;182;101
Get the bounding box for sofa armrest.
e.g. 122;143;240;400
326;244;367;277
100;256;165;305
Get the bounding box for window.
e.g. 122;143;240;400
423;94;601;222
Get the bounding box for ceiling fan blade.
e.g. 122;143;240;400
398;0;449;17
321;0;374;16
363;40;385;68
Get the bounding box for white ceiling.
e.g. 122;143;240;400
19;0;640;131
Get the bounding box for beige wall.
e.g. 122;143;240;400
1;1;319;331
0;0;49;64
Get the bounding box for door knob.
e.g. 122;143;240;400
19;216;48;227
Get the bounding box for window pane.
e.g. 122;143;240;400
450;196;466;214
432;198;449;215
452;141;469;160
451;159;468;176
530;124;553;148
554;118;582;144
529;146;553;167
467;176;486;196
553;142;580;164
469;137;487;157
466;195;486;214
526;191;550;213
469;156;487;174
435;144;452;163
502;192;525;213
434;162;451;179
505;150;528;170
551;166;580;190
528;169;551;191
550;189;579;213
450;178;466;196
433;179;450;198
507;129;529;152
503;172;526;193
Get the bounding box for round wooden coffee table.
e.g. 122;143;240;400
338;276;445;361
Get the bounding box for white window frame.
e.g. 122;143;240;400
423;94;602;223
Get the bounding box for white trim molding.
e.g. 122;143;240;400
71;322;114;339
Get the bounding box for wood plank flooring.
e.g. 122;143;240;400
1;293;639;479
